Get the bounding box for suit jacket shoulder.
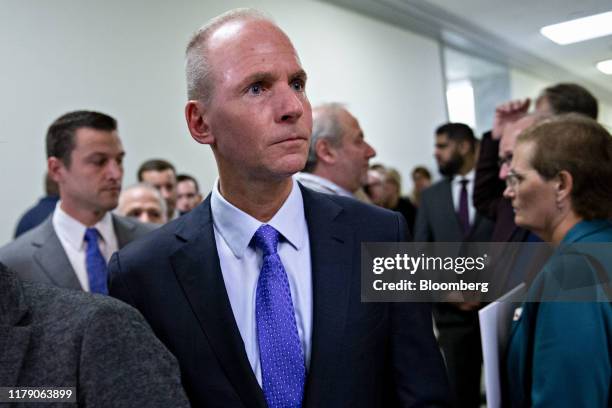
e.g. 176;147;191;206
0;218;80;288
307;188;410;240
0;263;189;406
415;178;494;242
112;213;157;248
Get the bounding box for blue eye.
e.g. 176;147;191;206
248;83;263;95
291;79;305;92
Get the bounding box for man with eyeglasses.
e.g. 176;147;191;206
474;84;599;243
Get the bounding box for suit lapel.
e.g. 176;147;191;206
0;267;32;386
170;197;266;408
112;214;136;248
442;180;464;239
31;219;81;290
300;187;353;407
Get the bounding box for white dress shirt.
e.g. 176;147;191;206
211;178;313;385
52;202;118;291
294;172;353;198
451;168;476;227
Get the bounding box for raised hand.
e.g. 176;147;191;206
492;98;530;140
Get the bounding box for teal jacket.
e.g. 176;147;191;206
506;220;612;407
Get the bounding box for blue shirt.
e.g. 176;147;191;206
211;178;313;385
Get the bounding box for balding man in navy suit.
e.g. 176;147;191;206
109;9;450;408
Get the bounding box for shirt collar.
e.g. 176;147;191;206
211;178;307;259
453;168;475;184
53;201;115;250
294;172;353;197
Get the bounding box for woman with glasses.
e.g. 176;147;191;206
502;113;612;407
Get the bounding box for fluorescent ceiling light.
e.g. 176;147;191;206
597;59;612;75
540;11;612;45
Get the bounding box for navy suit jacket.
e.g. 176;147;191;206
108;185;450;407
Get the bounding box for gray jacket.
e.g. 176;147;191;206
0;214;154;290
0;263;189;407
414;178;494;242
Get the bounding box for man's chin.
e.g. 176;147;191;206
275;155;308;176
101;199;120;213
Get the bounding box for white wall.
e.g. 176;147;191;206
509;69;552;102
599;102;612;131
0;0;447;244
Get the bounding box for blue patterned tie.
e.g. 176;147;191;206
253;224;305;408
84;227;108;294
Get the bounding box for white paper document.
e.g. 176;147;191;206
479;283;526;408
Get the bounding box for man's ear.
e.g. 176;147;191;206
47;157;64;184
457;140;471;155
315;139;337;165
185;100;214;145
556;170;573;203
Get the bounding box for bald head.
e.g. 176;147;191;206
305;103;376;192
185;9;289;103
117;183;167;225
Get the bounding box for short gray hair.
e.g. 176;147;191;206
304;103;347;173
185;8;273;103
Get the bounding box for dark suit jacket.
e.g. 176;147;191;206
0;262;189;407
473;132;529;243
108;186;451;408
414;178;494;243
413;178;493;327
0;213;155;290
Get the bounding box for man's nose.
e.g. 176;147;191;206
503;185;514;199
365;142;376;159
276;85;305;123
107;160;123;180
499;162;510;180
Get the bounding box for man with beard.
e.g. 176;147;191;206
414;122;493;408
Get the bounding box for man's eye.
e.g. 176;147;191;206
248;83;263;95
291;79;305;92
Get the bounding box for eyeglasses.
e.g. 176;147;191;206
505;170;525;189
498;155;512;168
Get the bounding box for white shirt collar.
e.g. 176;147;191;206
211;178;307;259
53;201;116;250
453;168;475;184
294;172;353;197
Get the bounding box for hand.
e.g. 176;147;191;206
492;98;530;140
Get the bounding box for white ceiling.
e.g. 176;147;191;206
324;0;612;101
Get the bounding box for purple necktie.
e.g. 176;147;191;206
458;179;470;235
253;224;305;408
84;227;108;294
